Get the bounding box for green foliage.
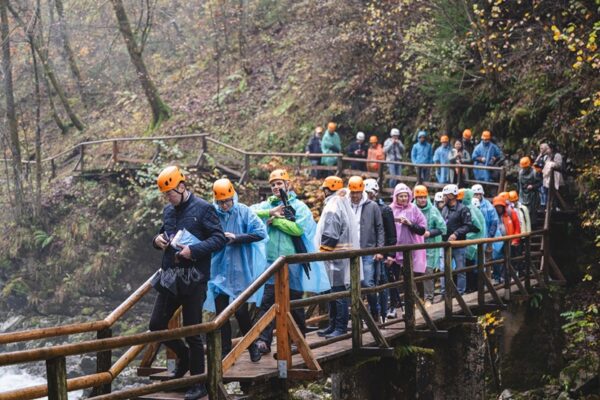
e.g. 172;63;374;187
33;230;54;250
2;278;30;299
529;291;544;309
561;305;599;350
393;345;434;359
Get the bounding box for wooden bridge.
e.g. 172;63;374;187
0;135;568;399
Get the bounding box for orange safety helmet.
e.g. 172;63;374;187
322;176;344;191
498;191;509;202
269;169;290;183
413;185;428;197
440;135;449;143
492;196;506;207
481;130;492;140
348;176;365;191
508;190;519;202
369;135;378;144
457;188;466;200
519;156;531;168
157;166;186;193
462;129;472;140
213;178;235;201
327;122;337;132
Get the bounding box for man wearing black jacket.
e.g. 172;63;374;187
441;184;472;295
151;166;227;400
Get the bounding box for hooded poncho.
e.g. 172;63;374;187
391;183;427;273
414;197;446;269
462;189;487;261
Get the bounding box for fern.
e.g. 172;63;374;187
33;230;54;250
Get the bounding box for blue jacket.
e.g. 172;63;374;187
472;142;502;181
479;197;499;238
433;145;452;183
411;141;433;165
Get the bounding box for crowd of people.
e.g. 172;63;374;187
148;132;565;397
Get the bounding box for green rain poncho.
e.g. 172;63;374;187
462;189;487;261
414;197;446;269
320;130;341;166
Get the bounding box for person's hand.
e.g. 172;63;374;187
384;256;395;267
374;253;384;261
479;157;485;163
224;232;236;242
154;234;169;250
396;216;412;226
448;233;457;241
176;244;192;260
424;230;431;238
491;157;497;163
269;205;285;218
337;188;349;197
527;185;533;190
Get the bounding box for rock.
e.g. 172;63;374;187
80;356;96;375
498;389;512;399
291;389;322;400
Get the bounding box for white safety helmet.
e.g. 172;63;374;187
390;128;400;137
356;131;366;141
442;184;459;196
434;192;444;203
364;178;379;194
471;184;485;195
472;197;481;208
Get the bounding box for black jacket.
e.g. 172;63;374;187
377;199;397;258
441;202;472;242
155;193;227;282
346;141;368;170
306;135;322;154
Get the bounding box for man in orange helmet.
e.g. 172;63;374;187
151;166;227;400
472;130;503;182
517;156;542;228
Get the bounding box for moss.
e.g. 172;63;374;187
2;277;31;299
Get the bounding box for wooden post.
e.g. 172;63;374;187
111;141;119;165
275;263;291;377
503;239;511;302
377;161;385;188
524;236;532;291
51;159;56;179
402;251;415;334
477;243;485;307
93;328;112;395
350;256;362;351
206;330;223;400
80;145;85;172
542;230;550;284
46;356;68;400
444;246;453;319
242;153;250;183
498;167;506;195
336;155;343;176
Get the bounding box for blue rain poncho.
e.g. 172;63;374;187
204;196;268;312
479;197;499;238
433;144;452;183
251;192;331;293
462;189;487;261
472;141;502;182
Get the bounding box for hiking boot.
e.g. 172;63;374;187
317;325;335;337
169;354;189;379
386;307;397;319
248;342;262;363
325;330;347;339
184;384;208;400
256;340;271;354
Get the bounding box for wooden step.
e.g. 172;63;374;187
137;391;194;400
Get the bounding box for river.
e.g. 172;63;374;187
0;366;83;398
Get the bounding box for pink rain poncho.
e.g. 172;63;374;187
391;183;428;273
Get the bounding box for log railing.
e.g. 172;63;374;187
0;226;563;400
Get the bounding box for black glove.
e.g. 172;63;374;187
283;206;296;221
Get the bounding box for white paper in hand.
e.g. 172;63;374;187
170;229;202;249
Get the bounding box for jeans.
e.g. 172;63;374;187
328;285;350;332
440;247;467;295
388;163;402;188
374;261;389;319
361;255;378;318
540;186;548;206
417;166;430;183
256;284;305;347
149;284;207;375
387;262;402;309
423;266;435;301
215;294;253;353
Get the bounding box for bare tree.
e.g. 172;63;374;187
29;0;43;216
110;0;170;128
0;0;24;220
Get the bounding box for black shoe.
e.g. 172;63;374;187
325;329;347;339
256;340;271;354
248;343;262;362
184;384;208;400
169;354;190;379
317;325;335;337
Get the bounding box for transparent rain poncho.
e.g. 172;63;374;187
204;195;268;312
314;192;360;287
462;189;487;261
251;192;331;294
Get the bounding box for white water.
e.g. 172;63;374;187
0;366;83;399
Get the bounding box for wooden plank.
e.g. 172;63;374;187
358;301;390;347
477;244;485;307
286;313;321;373
444;247;453;318
402;251;416;333
548;256;567;282
92;328;112;395
446;279;474;317
482;273;505;307
139;343;161;369
206;331;223;400
274;263;291;377
412;289;437;332
47;356;68;400
350;256;362;350
507;263;528;296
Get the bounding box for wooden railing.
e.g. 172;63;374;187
0;225;565;400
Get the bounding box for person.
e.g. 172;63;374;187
150;166;227;400
391;184;427;310
251;169;330;354
462;189;486;292
367;135;385;173
383;128;405;187
434;191;445;211
492;195;521;283
413;185;446;306
364;179;397;322
517;156;541;228
305;126;323;178
509;190;531;234
433;135;452;184
472;130;503;182
204;179;267;363
348;176;385;322
536;143;564;207
472;184;499;260
321;122;342;168
315;176;359;338
411;130;433;183
460;129;475;156
346;131;369;170
449;139;472;184
441;184;473;295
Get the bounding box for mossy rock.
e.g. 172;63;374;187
80;307;95;316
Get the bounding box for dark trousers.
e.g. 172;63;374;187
327;285;349;332
149;285;207;375
387;262;402;309
215;294;253;353
257;284;305;346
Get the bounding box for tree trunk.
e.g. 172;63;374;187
1;0;24;220
109;0;170;128
30;2;43;217
55;0;86;104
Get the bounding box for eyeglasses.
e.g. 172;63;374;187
216;199;233;206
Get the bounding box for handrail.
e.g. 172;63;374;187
342;156;504;171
